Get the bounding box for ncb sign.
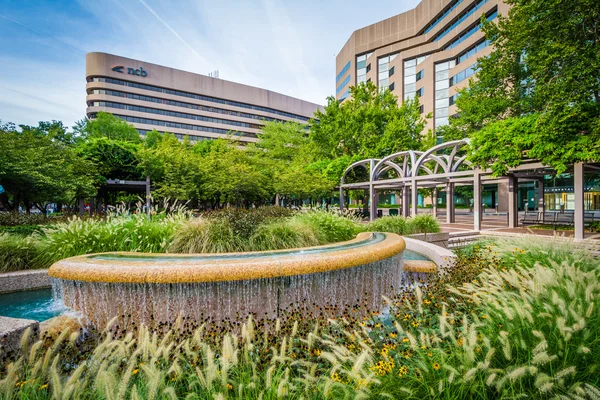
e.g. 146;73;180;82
112;65;147;77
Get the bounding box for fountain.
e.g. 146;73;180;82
49;232;410;329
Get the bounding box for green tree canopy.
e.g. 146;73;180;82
310;81;429;159
0;122;96;212
453;0;600;174
83;112;142;143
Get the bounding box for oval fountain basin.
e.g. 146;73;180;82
49;232;407;329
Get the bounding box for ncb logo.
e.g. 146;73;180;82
112;66;147;77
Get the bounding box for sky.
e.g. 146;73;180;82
0;0;420;129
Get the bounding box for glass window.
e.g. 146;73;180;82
437;79;450;89
405;75;416;84
379;57;389;65
379;71;388;80
379;78;389;88
436;88;449;99
416;70;424;81
357;55;367;62
389;66;395;77
435;62;449;72
435;70;449;81
404;92;415;101
436;107;449;117
404;66;416;77
389;82;395;91
379;63;389;73
404;83;416;92
358;67;366;76
357;60;366;69
405;59;417;67
357;75;367;83
435;117;449;127
436;98;449;108
390;53;398;61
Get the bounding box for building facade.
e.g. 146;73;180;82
335;0;507;137
86;52;323;144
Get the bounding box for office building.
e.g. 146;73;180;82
335;0;507;136
86;52;322;144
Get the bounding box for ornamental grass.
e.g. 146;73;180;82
1;237;598;399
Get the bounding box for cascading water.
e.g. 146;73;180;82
49;233;424;330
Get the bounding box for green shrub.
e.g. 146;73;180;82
364;216;408;235
36;214;181;267
0;225;45;236
0;212;67;226
203;207;295;237
249;219;320;251
292;211;360;243
406;214;441;234
0;233;42;273
169;217;246;253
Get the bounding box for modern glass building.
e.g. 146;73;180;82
86;52;323;144
335;0;506;137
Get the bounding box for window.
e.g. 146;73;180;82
434;60;456;131
416;87;424;97
421;0;464;34
432;0;490;42
389;66;395;77
356;52;373;86
336;74;351;94
389;82;395;92
89;77;310;121
336;61;351;82
403;56;429;100
443;9;498;50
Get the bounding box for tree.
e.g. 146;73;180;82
248;122;334;204
83;112;142;143
138;133;203;201
77;137;142;182
310;82;428;159
453;0;600;174
0;122;96;213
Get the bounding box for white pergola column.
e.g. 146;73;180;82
411;179;418;217
446;183;455;223
339;187;344;212
433;188;438;218
507;175;518;228
369;184;376;222
402;187;410;217
537;178;545;214
574;162;585;239
473;169;482;231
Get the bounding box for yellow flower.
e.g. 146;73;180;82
411;321;420;328
420;345;427;350
132;369;139;375
423;299;431;305
40;384;49;390
433;363;441;371
227;383;233;390
390;333;397;338
402;338;410;343
457;338;463;346
313;349;322;356
403;314;410;320
331;372;343;382
427;352;433;357
398;365;409;377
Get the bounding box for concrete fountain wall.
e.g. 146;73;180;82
49;233;409;329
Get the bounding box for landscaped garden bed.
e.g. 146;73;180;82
0;236;597;399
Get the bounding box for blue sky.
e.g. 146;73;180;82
0;0;419;128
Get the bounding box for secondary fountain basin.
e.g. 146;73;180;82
49;232;408;329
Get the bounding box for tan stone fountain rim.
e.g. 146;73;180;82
48;232;405;284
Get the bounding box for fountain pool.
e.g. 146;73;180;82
48;232;420;328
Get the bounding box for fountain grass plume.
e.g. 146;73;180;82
3;237;600;399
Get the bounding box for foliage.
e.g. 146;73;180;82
0;213;64;227
292;210;360;243
202;206;294;238
454;0;600;173
0;123;97;212
76;137;142;182
311;82;429;159
0;233;41;273
168;217;246;254
406;214;441;235
2;238;599;399
248;218;321;251
364;215;408;235
35;211;187;268
82;112;141;143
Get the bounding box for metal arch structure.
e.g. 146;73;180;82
338;140;594;239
